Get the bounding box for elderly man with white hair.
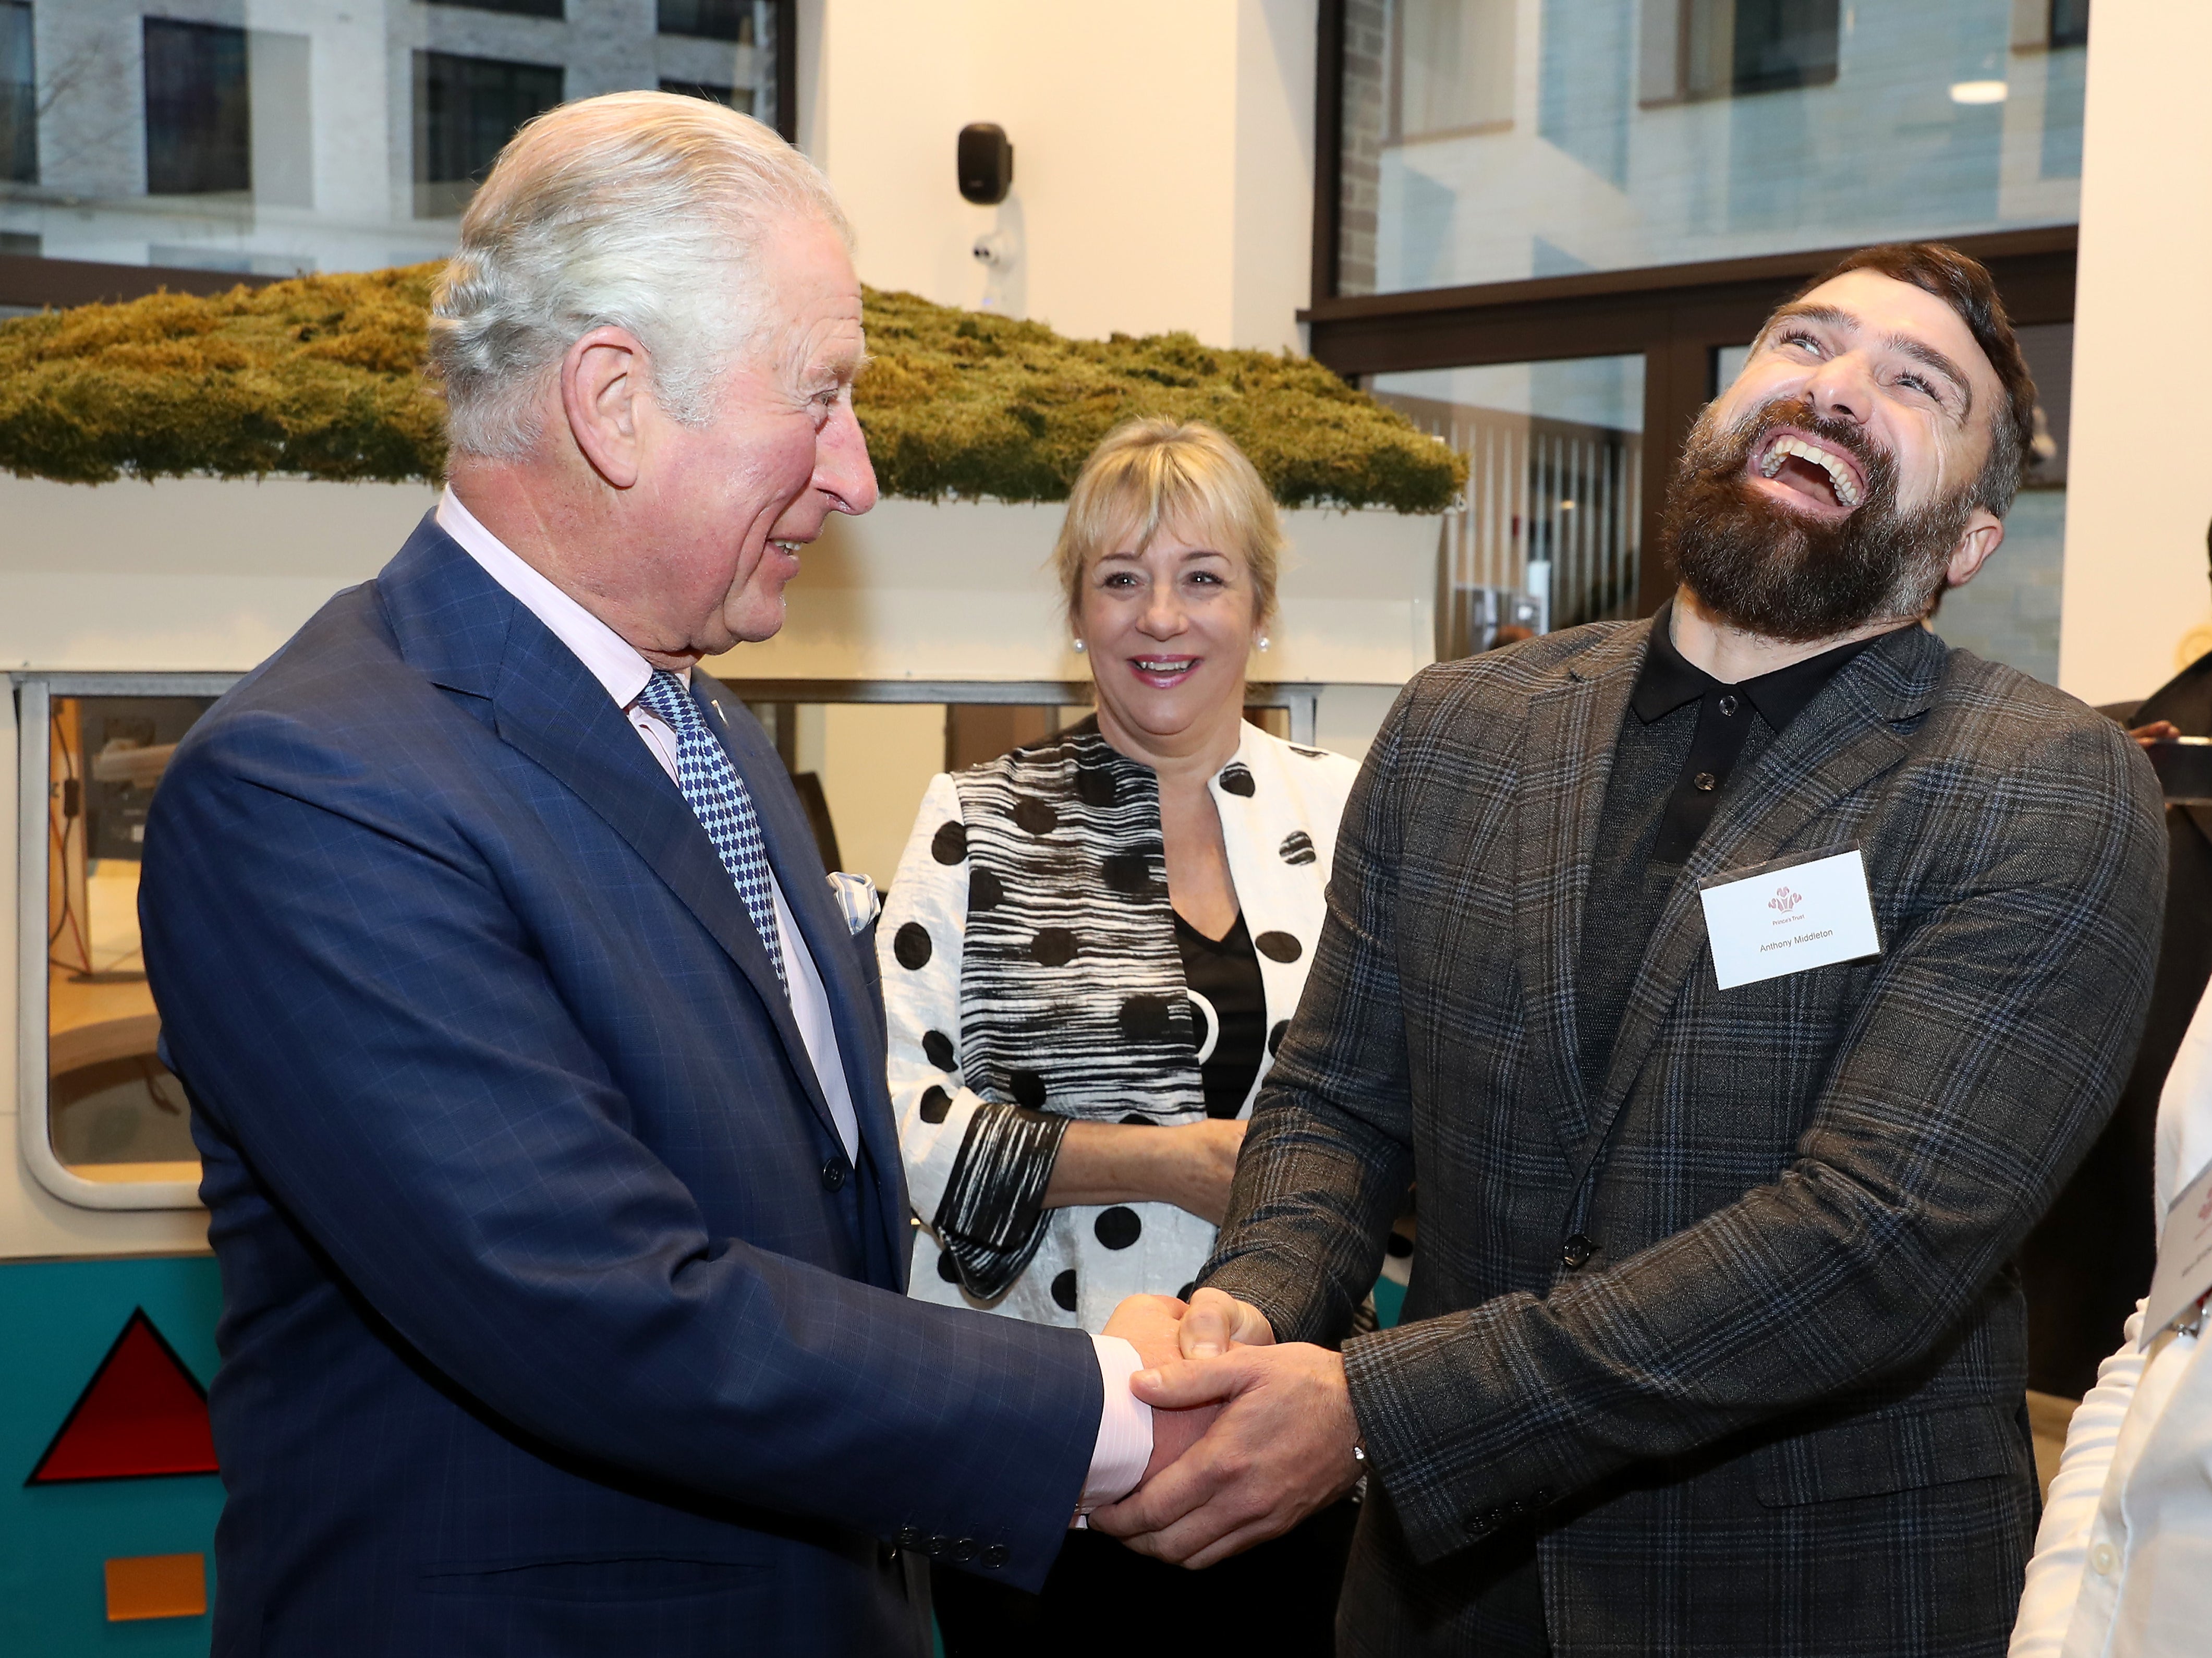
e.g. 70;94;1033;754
137;93;1193;1658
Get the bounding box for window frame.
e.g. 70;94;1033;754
1307;0;2080;615
16;672;237;1212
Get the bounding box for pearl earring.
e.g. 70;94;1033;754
1256;634;1272;652
1072;638;1087;653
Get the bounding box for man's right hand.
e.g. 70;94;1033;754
1178;1287;1275;1359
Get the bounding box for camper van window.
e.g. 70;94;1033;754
43;694;214;1186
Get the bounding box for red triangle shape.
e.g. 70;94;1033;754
27;1309;218;1484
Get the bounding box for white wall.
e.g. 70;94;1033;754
2057;3;2212;705
801;0;1317;352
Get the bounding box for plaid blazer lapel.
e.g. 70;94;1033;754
1582;624;1946;1164
1515;620;1651;1159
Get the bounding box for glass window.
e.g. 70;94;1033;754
660;2;759;44
412;51;566;220
41;692;216;1192
1;3;791;279
1372;355;1647;653
1339;0;2089;296
1;2;31;186
143;20;251;198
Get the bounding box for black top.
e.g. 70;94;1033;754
1577;606;1903;1094
1174;910;1267;1120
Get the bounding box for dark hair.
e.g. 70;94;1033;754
1786;242;2037;518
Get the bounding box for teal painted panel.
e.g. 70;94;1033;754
0;1256;224;1657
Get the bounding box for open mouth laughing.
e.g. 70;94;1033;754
1748;428;1867;518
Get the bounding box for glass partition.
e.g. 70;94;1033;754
1339;0;2088;295
1372;355;1647;654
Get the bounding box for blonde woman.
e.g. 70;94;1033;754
882;419;1360;1652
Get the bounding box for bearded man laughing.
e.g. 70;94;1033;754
1088;244;2166;1658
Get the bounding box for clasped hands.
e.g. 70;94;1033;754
1094;1288;1365;1569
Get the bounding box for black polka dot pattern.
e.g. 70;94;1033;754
1051;1269;1078;1311
938;1248;963;1283
1290;745;1329;758
969;867;1004;911
1255;930;1303;963
1075;767;1117;807
1012;797;1059;837
1176;1281;1197;1302
1217;763;1256;797
1385;1231;1414;1260
922;1030;956;1070
1119;994;1172;1041
931;820;968;864
1030;927;1077;967
919;1085;952;1123
893;922;933;969
1095;1207;1142;1250
1010;1070;1048;1108
1268;1019;1289;1057
1102;851;1156;896
1120;1113;1154;1127
1279;830;1316;866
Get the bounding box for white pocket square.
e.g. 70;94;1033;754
827;871;881;935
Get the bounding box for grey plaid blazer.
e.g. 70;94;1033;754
1203;616;2166;1656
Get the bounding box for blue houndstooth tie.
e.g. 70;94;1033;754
635;670;788;997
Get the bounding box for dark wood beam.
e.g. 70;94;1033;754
0;253;277;312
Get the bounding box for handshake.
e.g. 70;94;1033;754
1089;1289;1367;1569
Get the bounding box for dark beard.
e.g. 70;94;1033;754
1660;397;1977;643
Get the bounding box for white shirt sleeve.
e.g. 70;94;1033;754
2010;1306;2147;1657
1077;1333;1155;1521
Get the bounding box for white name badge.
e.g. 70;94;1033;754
2143;1159;2212;1350
1698;848;1882;991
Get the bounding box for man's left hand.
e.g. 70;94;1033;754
1087;1342;1363;1568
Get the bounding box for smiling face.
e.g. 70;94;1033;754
1077;516;1262;758
1664;268;2012;642
610;214;876;661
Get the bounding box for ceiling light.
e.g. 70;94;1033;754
1950;80;2008;105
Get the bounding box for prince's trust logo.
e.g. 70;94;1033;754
1768;885;1803;916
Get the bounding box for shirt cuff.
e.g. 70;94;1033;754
1075;1334;1154;1523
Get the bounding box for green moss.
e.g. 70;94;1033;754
0;265;1463;512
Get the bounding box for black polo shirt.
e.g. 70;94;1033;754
1576;601;1894;1095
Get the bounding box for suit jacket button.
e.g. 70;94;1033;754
981;1544;1010;1569
950;1538;978;1563
895;1526;924;1549
928;1533;952;1558
1561;1233;1595;1270
822;1156;850;1192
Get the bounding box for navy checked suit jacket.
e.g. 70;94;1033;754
140;520;1101;1657
1204;617;2167;1657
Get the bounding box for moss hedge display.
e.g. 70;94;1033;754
0;265;1463;512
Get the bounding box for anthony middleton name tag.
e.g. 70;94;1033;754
1698;848;1881;991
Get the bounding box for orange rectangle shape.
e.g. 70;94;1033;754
105;1553;207;1621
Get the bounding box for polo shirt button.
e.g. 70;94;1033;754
821;1156;849;1191
1693;772;1717;792
1561;1233;1596;1270
2091;1541;2118;1576
1717;695;1739;716
981;1543;1010;1569
950;1538;978;1563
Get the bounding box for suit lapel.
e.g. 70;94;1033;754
1579;624;1944;1177
694;676;909;1272
378;522;849;1152
1515;623;1649;1161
